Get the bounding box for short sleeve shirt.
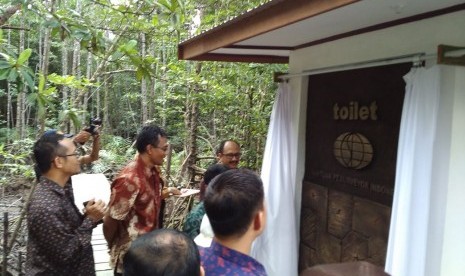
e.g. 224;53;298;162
199;240;268;276
107;156;163;272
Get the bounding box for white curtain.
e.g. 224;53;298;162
385;66;441;276
252;83;298;276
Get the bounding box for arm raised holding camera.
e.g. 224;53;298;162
80;127;101;165
73;125;101;165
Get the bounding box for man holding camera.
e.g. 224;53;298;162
74;118;102;166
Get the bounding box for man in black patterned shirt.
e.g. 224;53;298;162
26;132;106;275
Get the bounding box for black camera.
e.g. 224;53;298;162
85;117;102;135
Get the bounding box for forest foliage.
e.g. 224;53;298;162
0;0;287;187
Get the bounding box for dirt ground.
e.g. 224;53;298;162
1;178;31;275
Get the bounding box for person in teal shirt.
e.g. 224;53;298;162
183;164;229;239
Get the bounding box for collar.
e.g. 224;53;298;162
40;176;67;196
135;154;160;178
209;240;256;267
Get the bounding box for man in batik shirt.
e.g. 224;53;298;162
199;169;267;276
103;125;180;275
26;132;106;275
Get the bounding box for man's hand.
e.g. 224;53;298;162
84;199;106;222
162;187;182;199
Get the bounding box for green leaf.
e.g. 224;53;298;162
0;60;12;69
43;19;61;29
136;67;144;81
20;69;35;92
72;28;92;41
17;49;32;66
0;68;11;80
7;69;18;82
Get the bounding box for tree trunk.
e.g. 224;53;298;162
84;49;92;120
149;38;156;119
104;75;110;135
6;30;12;142
40;2;54;79
187;98;199;184
7;82;11;134
178;62;202;186
70;0;82;132
16;18;26;138
140;32;148;123
61;42;69;131
96;76;101;118
102;31;110;135
161;37;167;127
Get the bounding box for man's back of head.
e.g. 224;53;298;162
123;228;202;276
204;168;265;239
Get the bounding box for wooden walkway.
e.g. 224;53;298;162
71;173;113;275
92;224;113;275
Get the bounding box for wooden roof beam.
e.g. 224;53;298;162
178;0;360;61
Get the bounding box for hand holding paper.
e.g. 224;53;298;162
175;188;200;197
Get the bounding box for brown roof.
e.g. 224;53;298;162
178;0;465;63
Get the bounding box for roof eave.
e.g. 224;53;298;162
178;0;360;63
186;53;289;64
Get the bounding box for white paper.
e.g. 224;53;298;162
71;173;111;213
175;188;200;197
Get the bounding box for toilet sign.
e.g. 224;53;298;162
304;63;411;205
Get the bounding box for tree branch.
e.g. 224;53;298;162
0;4;21;26
0;25;31;31
101;69;137;75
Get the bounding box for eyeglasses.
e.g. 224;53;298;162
222;153;241;158
152;144;170;152
57;150;81;158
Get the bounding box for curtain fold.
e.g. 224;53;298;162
385;66;441;276
252;82;298;276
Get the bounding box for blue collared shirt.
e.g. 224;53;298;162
199;240;267;276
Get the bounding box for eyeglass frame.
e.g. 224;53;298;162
221;152;242;159
151;143;170;152
56;148;82;158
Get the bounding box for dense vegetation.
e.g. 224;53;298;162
0;0;287;187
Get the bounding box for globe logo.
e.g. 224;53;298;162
333;132;373;169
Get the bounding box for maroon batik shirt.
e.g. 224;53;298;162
107;155;163;273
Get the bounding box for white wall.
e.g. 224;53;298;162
289;10;465;73
288;10;465;275
436;66;465;276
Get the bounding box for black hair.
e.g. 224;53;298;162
204;164;230;185
33;132;66;176
199;164;230;200
123;228;201;276
135;125;167;153
204;168;264;238
215;139;240;155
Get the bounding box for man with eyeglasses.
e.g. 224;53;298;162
216;140;242;169
26;131;106;275
39;127;101;173
103;125;181;275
